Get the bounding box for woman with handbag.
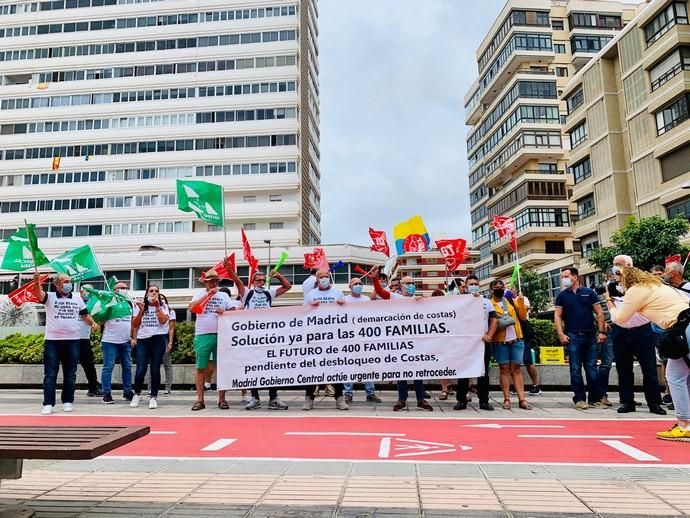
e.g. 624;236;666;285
606;267;690;441
488;280;531;410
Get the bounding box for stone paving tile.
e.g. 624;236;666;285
417;463;483;478
158;460;234;473
349;462;416;476
480;464;553;479
223;460;292;474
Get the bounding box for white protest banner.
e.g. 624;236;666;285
217;295;485;390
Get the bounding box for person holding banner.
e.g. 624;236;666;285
100;281;135;404
130;284;171;410
342;277;382;403
302;268;318;298
303;269;349;411
370;267;433;412
78;285;102;397
488;280;531;410
35;273;96;415
243;270;292;410
190;267;244;411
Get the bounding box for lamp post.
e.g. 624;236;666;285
264;239;272;284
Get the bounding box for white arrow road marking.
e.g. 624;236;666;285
285;432;406;437
378;437;472;459
600;440;660;462
463;424;565;429
150;431;177;435
201;438;237;452
379;437;391;458
518;435;633;439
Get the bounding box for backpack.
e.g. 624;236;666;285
244;289;272;309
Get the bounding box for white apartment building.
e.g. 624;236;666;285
0;0;326;314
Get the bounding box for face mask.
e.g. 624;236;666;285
352;284;363;295
116;289;128;297
468;285;480;294
147;296;156;304
662;273;673;282
254;286;265;293
318;277;330;289
406;284;416;296
81;294;89;301
381;282;388;289
62;283;73;294
611;266;621;275
562;278;573;289
492;288;504;298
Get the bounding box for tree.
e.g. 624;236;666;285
587;216;690;272
518;267;552;314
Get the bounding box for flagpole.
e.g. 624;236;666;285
444;265;450;294
90;246;109;290
683;250;690;271
221;187;229;260
23;219;39;275
515;239;522;293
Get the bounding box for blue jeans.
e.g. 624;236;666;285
43;339;80;406
133;334;166;398
344;382;375;396
397;380;425;402
597;333;613;398
566;332;601;404
101;341;132;396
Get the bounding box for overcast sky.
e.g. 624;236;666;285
318;0;505;246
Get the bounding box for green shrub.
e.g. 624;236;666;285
171;322;195;364
530;318;558;348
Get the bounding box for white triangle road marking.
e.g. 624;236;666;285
201;438;237;452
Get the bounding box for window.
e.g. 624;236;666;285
577;195;596;220
655;93;690;135
554;43;566;53
243;223;256;230
571;35;612;54
566;88;584;114
544;240;565;254
570;157;592;184
569;122;588;149
243;196;256;203
269;222;284;229
644;2;689;47
147;269;189;289
555;67;568;77
269;194;282;202
668;197;690;220
660;142;690;182
650;47;690;91
552;19;564;30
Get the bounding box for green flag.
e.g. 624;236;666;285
509;263;521;291
83;286;132;324
50;245;102;282
106;276;119;292
1;225;50;271
176;179;224;226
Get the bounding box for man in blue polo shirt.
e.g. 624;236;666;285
554;266;607;410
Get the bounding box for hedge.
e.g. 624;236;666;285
0;320;561;365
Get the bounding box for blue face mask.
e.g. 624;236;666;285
62;283;73;294
405;284;416;296
468;285;480;294
318;277;330;289
352;284;363;295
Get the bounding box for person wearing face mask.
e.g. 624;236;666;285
100;281;135;404
77;284;102;398
242;270;292;411
303;268;349;411
488;279;531;410
455;275;497;411
606;256;666;415
35;273;97;415
370;267;433;412
342;277;382;403
555;267;607;410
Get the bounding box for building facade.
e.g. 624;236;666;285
563;0;690;284
464;0;639;296
396;249;479;296
0;0;323;312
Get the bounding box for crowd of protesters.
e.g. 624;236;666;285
33;255;690;442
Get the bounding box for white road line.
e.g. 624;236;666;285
518;435;634;439
600;440;660;462
464;424;565;429
285;432;406;437
378;438;391;458
150;431;177;435
201;438;237;452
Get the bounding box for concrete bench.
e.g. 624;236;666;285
0;425;150;518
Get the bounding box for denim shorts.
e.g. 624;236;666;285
492;340;525;365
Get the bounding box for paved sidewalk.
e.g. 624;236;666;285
0;389;684;517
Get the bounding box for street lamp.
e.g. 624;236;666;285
264;239;272;284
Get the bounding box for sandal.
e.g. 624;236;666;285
519;400;532;410
439;391;448;401
218;400;229;410
502;399;511;410
191;401;205;411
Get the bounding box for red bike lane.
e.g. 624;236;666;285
4;415;687;465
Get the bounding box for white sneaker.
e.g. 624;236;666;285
62;403;73;412
149;398;158;409
245;398;261;410
130;394;141;408
41;405;52;415
302;396;314;411
335;396;350;411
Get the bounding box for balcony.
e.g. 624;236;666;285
491;247;574;277
484;138;564;189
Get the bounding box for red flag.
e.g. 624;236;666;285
202;253;236;281
8;274;49;307
492;214;517;252
666;254;682;264
241;229;259;273
368;228;390;257
304;247;329;270
435;238;468;272
191;289;216;315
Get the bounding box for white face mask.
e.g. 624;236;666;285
562;278;573;289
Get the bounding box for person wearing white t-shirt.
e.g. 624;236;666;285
145;293;176;396
302;269;349;411
190;266;244;411
100;281;135;404
78;284;101;397
343;277;382;403
130;284;171;410
243;270;292;410
34;273;96;415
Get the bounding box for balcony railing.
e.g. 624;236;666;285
493;248;574;267
651;61;690;91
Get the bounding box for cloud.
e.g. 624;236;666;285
318;0;504;246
